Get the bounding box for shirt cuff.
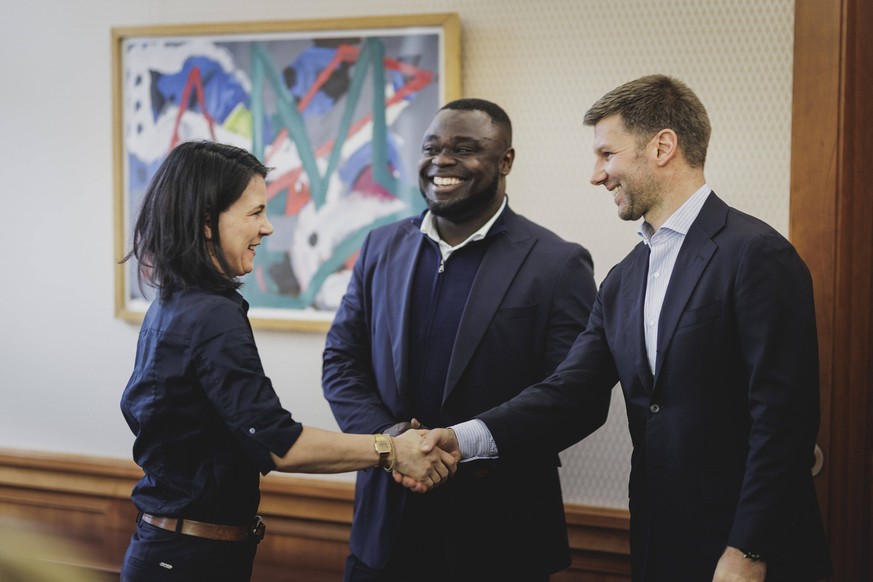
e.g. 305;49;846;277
450;419;498;461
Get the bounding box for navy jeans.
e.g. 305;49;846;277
121;516;258;582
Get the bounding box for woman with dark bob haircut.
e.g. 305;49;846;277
119;141;456;582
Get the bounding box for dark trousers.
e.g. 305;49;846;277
344;477;557;582
344;553;552;582
120;516;258;582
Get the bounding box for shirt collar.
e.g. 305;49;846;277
639;184;711;244
420;195;508;252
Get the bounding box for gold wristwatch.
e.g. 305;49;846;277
373;434;394;471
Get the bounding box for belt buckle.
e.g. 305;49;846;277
250;516;266;544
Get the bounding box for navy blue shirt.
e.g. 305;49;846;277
120;288;302;525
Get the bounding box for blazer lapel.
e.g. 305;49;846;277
653;195;727;387
384;221;425;399
443;216;533;402
622;242;655;393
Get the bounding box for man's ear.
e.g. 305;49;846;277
654;129;678;166
501;147;516;176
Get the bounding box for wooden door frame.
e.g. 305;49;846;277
791;1;873;580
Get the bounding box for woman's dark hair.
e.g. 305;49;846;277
121;140;270;300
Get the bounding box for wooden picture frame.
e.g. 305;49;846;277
112;14;461;331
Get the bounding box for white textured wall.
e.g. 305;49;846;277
0;0;794;508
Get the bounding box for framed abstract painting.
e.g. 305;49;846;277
112;14;461;330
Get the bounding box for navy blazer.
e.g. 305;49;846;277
479;194;831;582
323;206;604;572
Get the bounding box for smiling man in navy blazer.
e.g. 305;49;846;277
420;76;832;582
323;98;604;581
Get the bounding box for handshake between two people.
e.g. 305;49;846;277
382;419;461;493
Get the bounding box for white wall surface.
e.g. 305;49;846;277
0;0;794;508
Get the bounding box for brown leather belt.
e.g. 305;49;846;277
141;513;265;543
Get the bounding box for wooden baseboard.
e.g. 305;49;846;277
0;448;630;581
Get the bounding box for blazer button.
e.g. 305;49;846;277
649;404;661;414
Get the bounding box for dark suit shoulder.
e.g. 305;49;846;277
723;205;783;237
696;192;785;241
504;207;592;255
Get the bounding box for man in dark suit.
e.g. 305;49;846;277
322;98;604;581
417;76;832;582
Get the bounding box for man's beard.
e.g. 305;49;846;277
618;153;661;222
421;172;500;223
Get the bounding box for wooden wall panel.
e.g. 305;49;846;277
791;1;873;581
0;448;630;581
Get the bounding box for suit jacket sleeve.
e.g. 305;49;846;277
727;232;821;557
322;232;397;434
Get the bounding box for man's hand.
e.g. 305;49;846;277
390;429;457;491
392;428;461;493
712;546;766;582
